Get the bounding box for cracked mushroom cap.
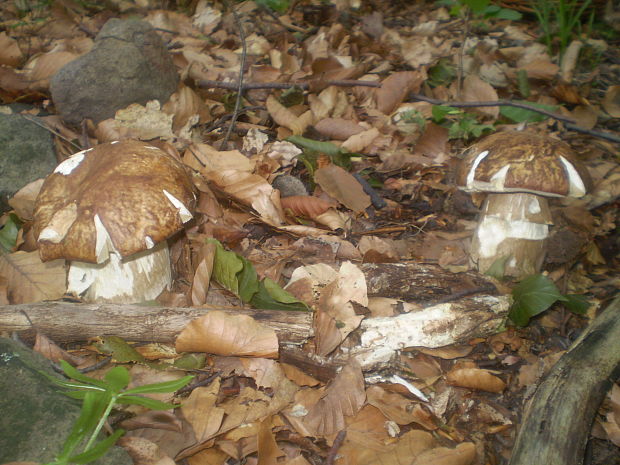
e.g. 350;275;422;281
456;131;592;197
34;140;196;263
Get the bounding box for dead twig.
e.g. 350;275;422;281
220;0;247;150
325;430;347;465
199;79;382;91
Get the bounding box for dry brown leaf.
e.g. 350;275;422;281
186;448;229;465
412;123;449;163
257;416;285;465
34;332;84;365
25;51;78;90
313;118;365;140
570;105;598;129
175;311;279;358
0;251;66;304
181;379;225;443
163;85;212;131
341;127;379;153
304;360;366;436
358;235;399;263
0;32;23;67
313;308;343;357
314;164;371;213
0;66;30;95
519;58;559;80
281;362;321;387
281;195;331;219
446;367;506;393
266;95;313;135
462;75;499;119
376;71;425;114
116;436;176;465
190;242;216;306
603;85;620;117
366;385;436;428
8;179;45;221
411;442;476;465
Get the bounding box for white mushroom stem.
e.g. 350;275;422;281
67;241;172;304
470;193;552;278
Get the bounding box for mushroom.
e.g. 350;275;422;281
33;140;196;303
455;131;592;278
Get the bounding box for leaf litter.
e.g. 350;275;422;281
0;0;619;464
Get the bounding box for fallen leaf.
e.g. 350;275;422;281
0;251;66;304
314;164;371;213
175;311;279;358
446;367;506;393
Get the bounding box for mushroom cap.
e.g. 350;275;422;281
34;140;196;263
456;131;592;197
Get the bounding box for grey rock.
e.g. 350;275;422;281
0;113;57;213
0;337;132;464
50;18;179;125
272;174;308;197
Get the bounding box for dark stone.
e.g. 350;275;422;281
0;338;131;464
50;18;179;126
0;113;57;213
272;174;308;197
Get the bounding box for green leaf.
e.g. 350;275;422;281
250;279;309;311
123;375;194;395
0;213;22;252
116;395;179;410
59;392;108;459
209;238;244;296
238;255;260;303
509;274;568;326
493;7;521;20
255;0;289;13
432;105;458;122
562;294;590;315
68;428;125;464
462;0;490;14
57;360;109;389
286;135;344;157
103;366;130;393
500;101;558;123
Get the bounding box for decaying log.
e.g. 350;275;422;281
0;303;314;345
509;294;620;465
0;263;509;370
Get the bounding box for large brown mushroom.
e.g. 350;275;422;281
33;140;196;303
456;131;592;278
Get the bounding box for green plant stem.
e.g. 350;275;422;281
84;396;117;451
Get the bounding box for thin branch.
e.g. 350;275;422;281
220;1;247;150
20;114;82;151
409;93;576;123
199;79;382;91
325;430;347;465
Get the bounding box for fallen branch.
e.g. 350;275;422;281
199;79;382;91
509;294;620;465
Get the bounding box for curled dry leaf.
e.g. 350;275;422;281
175;311;279;358
313;118;365;140
190;241;216;306
314;164;371;213
304;360;366;436
341;127;379;153
266;95;313;135
8;179;45;221
25;51;78;90
446;367;506;393
281;195;331;219
181;379;225;443
602;85;620;117
376;71;425;115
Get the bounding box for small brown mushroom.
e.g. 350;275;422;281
456;131;592;278
33;140;196;303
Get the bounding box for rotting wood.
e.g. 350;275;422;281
0;263;509;370
509;294;620;465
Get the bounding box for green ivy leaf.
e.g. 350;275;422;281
562;294;590;315
250;279;309;311
209;238;244;296
286;135;344;157
238;255;260;303
509;274;568;326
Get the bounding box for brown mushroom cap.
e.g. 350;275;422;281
456;131;592;197
34;140;196;263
